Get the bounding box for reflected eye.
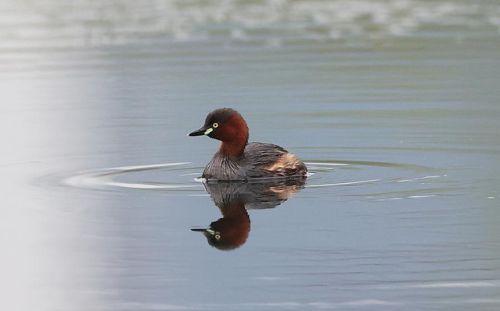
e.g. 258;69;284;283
213;122;219;128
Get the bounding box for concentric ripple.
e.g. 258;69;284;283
63;160;449;200
64;162;202;191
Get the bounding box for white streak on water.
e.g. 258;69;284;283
376;280;500;289
306;162;349;167
64;162;196;190
102;181;195;190
412;281;498;288
465;298;500;304
251;276;285;281
105;162;191;172
376;194;437;201
232;300;400;309
396;175;443;183
337;299;400;306
111;303;193;310
408;195;436;199
306;179;381;188
377;197;404;201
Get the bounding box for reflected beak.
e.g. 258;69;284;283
188;127;212;136
191;228;221;242
190;228;216;235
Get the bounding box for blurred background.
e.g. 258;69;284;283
1;1;500;310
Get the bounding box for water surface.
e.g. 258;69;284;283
1;1;500;310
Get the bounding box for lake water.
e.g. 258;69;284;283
1;1;500;310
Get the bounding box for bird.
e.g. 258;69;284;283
188;108;307;181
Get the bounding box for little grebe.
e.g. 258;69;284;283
188;108;307;181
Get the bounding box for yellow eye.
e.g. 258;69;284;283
213;122;219;128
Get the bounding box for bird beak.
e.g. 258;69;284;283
191;228;206;232
188;126;212;136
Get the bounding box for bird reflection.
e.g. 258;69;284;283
191;178;305;250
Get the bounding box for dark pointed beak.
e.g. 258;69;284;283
191;228;207;232
188;127;207;136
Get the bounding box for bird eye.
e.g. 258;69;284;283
213;122;219;128
215;232;221;240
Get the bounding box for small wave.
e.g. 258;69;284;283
412;281;499;289
376;280;500;289
63;160;446;202
396;175;445;183
63;162;201;191
242;299;400;309
306;179;381;188
376;194;437;201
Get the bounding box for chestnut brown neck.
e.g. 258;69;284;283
220;140;247;158
218;114;249;158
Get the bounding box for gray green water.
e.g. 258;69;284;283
1;1;500;310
